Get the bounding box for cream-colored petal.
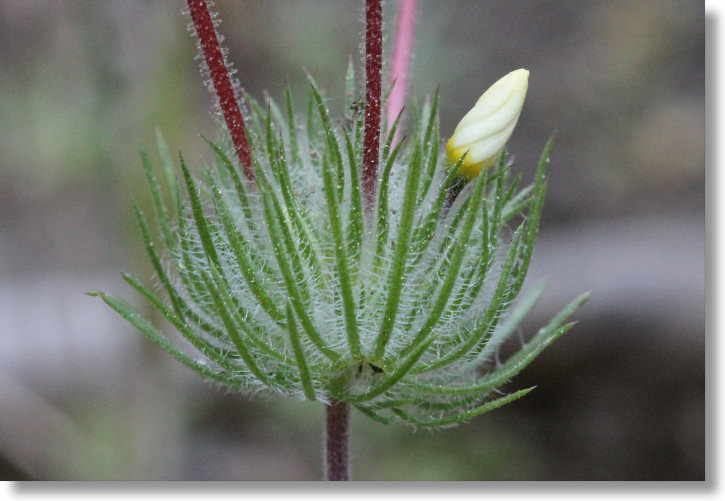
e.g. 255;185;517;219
447;69;529;178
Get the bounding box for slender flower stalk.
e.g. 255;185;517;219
325;400;350;481
187;0;254;181
362;0;383;210
387;0;418;144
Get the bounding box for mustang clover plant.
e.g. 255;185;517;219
91;0;588;480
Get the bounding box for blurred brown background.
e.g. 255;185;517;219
0;0;704;480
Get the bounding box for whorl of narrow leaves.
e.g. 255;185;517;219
93;83;588;427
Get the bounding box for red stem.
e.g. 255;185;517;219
362;0;383;211
187;0;254;181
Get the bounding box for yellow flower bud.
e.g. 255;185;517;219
446;68;529;179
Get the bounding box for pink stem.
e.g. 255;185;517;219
187;0;254;182
387;0;418;144
362;0;383;211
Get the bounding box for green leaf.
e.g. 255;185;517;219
284;82;301;167
392;388;534;427
415;292;590;398
374;140;424;360
200;266;274;386
382;107;404;163
511;136;554;293
97;292;240;388
342;128;363;276
308;74;345;202
243;91;266;141
272;137;325;281
286;302;316;400
131;201;185;320
202;136;253;222
321;152;361;359
409;154;465;259
179;155;221;270
398;166;489;359
121;272;249;372
140;146;174;250
501;184;534;224
479;280;547;361
417;89;441;206
352;405;396;425
415;224;524;373
208;179;284;324
155;129;177;204
372;138;407;275
422;89;439;150
343;57;357;126
257;174;340;362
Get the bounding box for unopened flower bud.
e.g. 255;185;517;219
446;69;529;179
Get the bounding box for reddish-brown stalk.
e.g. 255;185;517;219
324;399;350;481
362;0;383;211
187;0;254;181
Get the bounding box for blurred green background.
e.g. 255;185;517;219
0;0;704;480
